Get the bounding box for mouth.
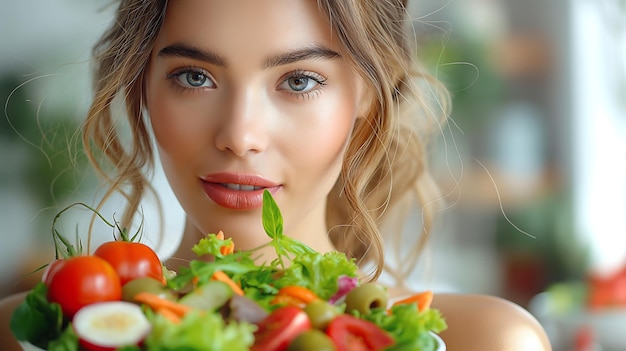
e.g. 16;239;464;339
200;173;281;210
221;183;265;191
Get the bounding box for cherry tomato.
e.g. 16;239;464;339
47;255;122;318
42;259;65;285
587;265;626;309
326;315;394;351
94;241;163;285
251;306;311;351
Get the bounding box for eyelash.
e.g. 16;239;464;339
164;67;328;98
166;66;214;93
280;70;327;99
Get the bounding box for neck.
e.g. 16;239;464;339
285;200;337;255
165;217;203;272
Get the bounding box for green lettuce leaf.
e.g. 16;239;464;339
363;303;447;351
191;233;235;259
144;310;256;351
276;251;359;300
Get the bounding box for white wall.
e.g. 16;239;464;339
571;0;626;274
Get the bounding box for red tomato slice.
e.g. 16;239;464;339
326;315;395;351
94;241;163;285
251;306;311;351
47;255;122;318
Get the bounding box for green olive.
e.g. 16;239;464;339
344;283;388;315
122;277;176;303
304;300;339;330
287;329;337;351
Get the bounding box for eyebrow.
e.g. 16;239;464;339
157;43;341;68
263;45;341;68
158;43;226;66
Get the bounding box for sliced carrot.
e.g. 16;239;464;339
215;231;235;255
134;291;192;317
156;307;182;324
270;294;305;307
391;290;433;312
272;286;320;306
220;242;235;255
279;286;320;303
212;270;244;296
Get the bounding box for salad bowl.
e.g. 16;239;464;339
20;334;445;351
432;333;446;351
12;193;446;351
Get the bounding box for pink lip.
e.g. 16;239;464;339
200;173;281;210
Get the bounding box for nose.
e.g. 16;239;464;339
214;89;269;157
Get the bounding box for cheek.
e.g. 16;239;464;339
288;95;358;182
146;84;210;165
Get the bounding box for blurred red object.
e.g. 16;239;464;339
574;325;595;351
587;265;626;309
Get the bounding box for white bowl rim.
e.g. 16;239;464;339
431;331;447;351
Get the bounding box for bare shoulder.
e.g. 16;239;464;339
432;293;553;351
0;291;29;351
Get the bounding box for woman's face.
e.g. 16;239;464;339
145;0;367;249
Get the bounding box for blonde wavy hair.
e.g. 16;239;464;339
84;0;450;284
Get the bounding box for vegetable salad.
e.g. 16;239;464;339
11;191;447;350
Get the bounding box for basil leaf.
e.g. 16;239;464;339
10;282;64;348
48;326;79;351
262;190;283;239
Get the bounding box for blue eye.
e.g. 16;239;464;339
287;76;314;91
169;68;215;89
279;71;326;94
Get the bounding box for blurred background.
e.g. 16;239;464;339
1;1;625;350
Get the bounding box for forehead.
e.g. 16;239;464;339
154;0;339;60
